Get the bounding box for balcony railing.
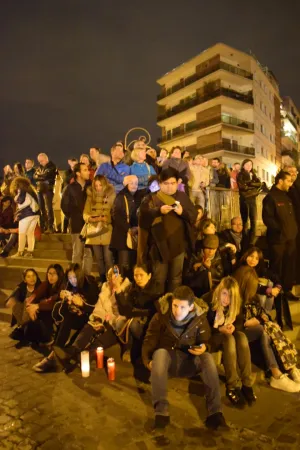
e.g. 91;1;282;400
158;115;254;143
157;61;253;100
196;140;255;156
157;88;253;122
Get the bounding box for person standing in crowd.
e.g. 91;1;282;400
189;155;210;208
80;154;95;179
210;158;221;186
89;147;110;172
34;153;57;233
1;165;14;196
129;147;156;190
162;146;191;194
138;168;197;292
110;175;143;277
216;163;230;188
204;277;256;408
285;165;300;284
13;162;25;178
83;175;115;282
219;216;250;262
61;163;90;268
146;148;159;174
24;159;36;186
63;158;78;189
142;286;227;430
237;159;262;244
96;144;130;193
157;148;169;167
0;196;14;240
262;170;298;305
230;163;241;190
10;177;40;258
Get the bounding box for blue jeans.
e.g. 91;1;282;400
244;324;278;370
151;348;222;417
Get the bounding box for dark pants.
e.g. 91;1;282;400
240;196;257;243
117;249;137;279
269;239;296;292
2;233;18;253
55;308;89;348
210;331;252;389
152;252;185;293
151;349;221;417
37;189;54;229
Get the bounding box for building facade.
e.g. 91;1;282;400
281;96;300;164
156;43;281;185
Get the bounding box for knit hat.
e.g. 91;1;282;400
203;235;219;249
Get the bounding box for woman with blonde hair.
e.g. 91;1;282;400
129;146;156;190
83;175;115;282
10;177;40;258
204;276;256;407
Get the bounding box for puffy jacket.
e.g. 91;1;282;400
61;181;88;233
262;185;298;243
95;161;130;193
83;184;115;245
142;293;210;367
129;162;156;190
237;169;262;199
15;190;40;220
34;161;57;191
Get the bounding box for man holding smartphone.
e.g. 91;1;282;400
142;286;227;431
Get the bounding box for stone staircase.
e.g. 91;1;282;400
0;233;300;347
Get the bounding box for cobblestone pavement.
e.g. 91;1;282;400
0;321;300;450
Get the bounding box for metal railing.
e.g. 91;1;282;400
157;61;253;100
158;115;254;143
157;88;253;122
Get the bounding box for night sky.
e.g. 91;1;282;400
1;0;300;168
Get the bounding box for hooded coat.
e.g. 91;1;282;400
142;293;210;367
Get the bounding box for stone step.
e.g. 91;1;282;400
0;307;11;323
1;257;71;270
35;241;73;250
40;233;72;243
33;249;73;260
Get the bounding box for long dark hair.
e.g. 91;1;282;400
65;263;85;290
10;176;39;204
240;246;264;272
46;264;65;292
233;265;259;305
13;162;25;177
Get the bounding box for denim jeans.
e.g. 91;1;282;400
92;245;114;278
37;189;54;229
239;196;257;244
3;233;18;253
152;252;185;293
71;234;92;275
244;324;278;370
211;331;252;389
117;249;137;279
151;348;222;417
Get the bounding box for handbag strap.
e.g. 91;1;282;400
116;318;133;344
124;196;130;224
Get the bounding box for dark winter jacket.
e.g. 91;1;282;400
64;277;99;315
138;190;197;264
0;205;14;229
15;190;40;220
25;168;37;186
27;280;62;312
61;181;88;233
34;161;57;191
218;229;250;261
142;293;210;368
262;185;298;244
95;161;130;193
110;186;144;251
237;169;262;199
288;175;300;225
115;277;163;319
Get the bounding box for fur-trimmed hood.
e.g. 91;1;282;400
86;183;115;199
157;292;208;317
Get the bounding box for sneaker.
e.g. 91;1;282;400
32;357;56;373
154;415;170;429
241;385;257;406
290;367;300;384
205;412;228;430
23;251;33;258
270;374;300;392
0;251;9;258
11;251;24;258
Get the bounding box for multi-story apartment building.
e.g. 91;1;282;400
281;96;300;162
156;43;281;185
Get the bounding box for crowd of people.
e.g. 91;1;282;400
1;140;300;431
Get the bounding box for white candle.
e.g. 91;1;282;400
81;351;90;378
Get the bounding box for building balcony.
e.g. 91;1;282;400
196;140;255;157
158;115;254;144
157;61;253;100
157;88;253;122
